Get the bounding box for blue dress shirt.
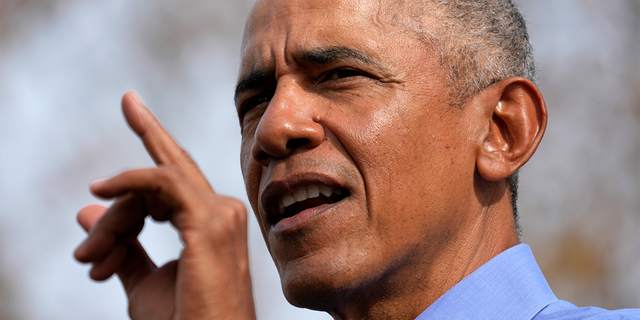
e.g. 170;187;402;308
415;244;640;320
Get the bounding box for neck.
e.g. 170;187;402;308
328;182;519;320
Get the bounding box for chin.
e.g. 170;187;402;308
280;264;352;311
276;249;382;312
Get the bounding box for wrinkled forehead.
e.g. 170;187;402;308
239;0;411;76
242;0;386;45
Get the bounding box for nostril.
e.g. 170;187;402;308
253;137;316;166
255;150;271;164
286;138;311;150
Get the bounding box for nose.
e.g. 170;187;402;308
251;80;325;166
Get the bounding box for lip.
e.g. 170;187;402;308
260;171;349;232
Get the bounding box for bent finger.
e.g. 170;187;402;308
89;243;127;281
75;200;157;293
90;167;192;209
121;92;213;192
86;237;158;296
116;240;158;296
77;204;108;232
90;167;208;232
75;194;145;262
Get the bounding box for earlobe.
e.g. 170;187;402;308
475;77;547;182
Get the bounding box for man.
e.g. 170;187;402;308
74;0;639;319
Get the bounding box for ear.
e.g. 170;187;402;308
474;77;547;181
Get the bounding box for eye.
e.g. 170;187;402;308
239;92;272;120
238;92;273;133
246;94;271;109
321;68;370;82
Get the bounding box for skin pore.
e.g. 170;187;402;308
236;0;545;318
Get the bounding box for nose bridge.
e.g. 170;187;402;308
252;76;325;164
270;76;302;114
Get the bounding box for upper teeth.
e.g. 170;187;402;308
278;185;342;214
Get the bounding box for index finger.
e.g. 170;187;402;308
121;92;213;192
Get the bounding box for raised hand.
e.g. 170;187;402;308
74;92;256;320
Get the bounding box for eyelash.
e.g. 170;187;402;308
240;93;272;120
240;68;370;121
246;94;271;108
320;68;368;82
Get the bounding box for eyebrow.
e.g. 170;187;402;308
299;46;378;66
234;69;271;103
234;46;384;103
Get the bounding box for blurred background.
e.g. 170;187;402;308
0;0;638;319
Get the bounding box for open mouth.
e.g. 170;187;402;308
266;184;349;224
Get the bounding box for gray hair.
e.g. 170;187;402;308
427;0;537;104
409;0;536;234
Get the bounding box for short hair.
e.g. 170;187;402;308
411;0;536;234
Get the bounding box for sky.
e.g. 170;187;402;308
0;0;638;319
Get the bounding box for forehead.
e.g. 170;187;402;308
239;0;412;76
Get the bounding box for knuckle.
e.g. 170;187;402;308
181;149;195;162
222;198;248;219
180;149;200;170
156;165;184;184
179;196;249;247
205;196;248;227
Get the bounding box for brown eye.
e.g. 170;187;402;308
246;95;271;109
239;93;272;122
325;68;364;80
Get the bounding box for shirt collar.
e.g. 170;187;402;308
415;244;557;320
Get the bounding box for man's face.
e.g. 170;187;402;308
237;0;483;309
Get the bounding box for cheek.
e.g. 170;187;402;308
240;141;273;250
342;95;429;189
339;92;474;235
240;138;261;210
